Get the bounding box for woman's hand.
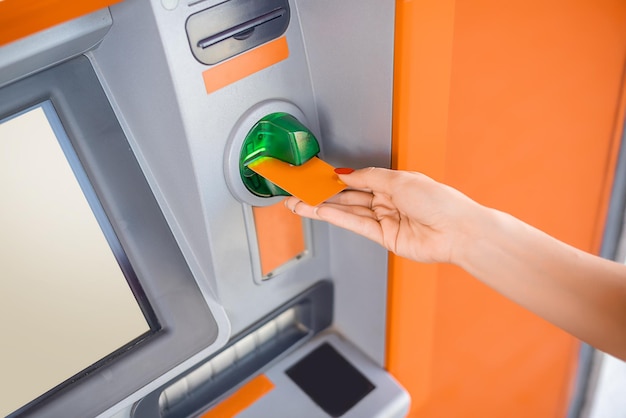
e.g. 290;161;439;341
286;167;626;360
284;167;484;264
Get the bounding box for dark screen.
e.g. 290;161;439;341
286;343;375;417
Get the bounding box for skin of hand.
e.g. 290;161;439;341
284;167;486;264
284;167;626;360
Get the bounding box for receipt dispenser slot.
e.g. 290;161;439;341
186;0;290;65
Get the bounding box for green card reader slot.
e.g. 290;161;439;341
239;112;320;198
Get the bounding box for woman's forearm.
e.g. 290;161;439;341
287;168;626;358
456;207;626;360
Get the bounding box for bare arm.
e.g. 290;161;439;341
285;167;626;360
459;206;626;359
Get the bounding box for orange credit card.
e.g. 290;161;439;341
248;157;346;206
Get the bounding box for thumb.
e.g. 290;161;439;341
334;167;397;192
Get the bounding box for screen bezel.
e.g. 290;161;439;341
0;100;160;415
0;56;221;417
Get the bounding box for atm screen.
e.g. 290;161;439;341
0;102;155;416
0;57;223;417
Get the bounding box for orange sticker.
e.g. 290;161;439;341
200;374;274;418
253;202;305;277
202;36;289;95
248;157;346;206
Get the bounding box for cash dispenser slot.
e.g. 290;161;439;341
186;0;290;65
132;281;333;418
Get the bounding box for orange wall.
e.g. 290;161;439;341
389;1;626;417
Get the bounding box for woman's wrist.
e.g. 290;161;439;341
449;202;506;269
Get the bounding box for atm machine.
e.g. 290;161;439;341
0;0;409;417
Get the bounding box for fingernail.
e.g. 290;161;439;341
334;167;355;175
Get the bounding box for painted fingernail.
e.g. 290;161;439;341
334;167;355;175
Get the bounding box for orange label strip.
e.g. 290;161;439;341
253;202;306;278
0;0;121;47
200;374;274;418
202;37;289;95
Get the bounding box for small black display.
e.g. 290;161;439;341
286;342;375;417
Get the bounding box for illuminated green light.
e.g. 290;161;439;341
239;112;320;198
